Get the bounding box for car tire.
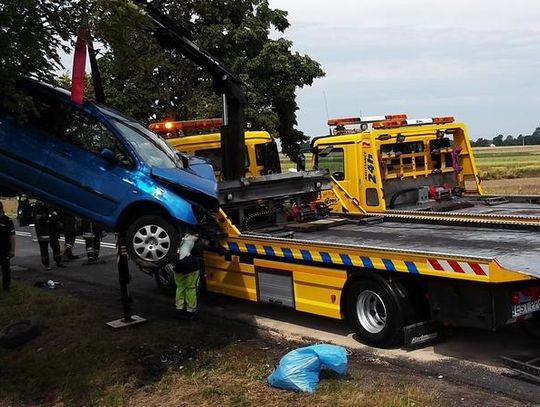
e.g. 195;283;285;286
125;215;181;269
346;279;406;348
0;317;41;348
154;266;176;297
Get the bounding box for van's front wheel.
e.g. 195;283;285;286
125;215;181;268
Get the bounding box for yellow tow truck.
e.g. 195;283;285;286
140;3;539;348
311;114;540;221
147;115;540;348
149;118;281;179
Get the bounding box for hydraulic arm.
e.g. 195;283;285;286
134;0;246;180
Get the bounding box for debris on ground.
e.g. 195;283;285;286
34;280;62;289
267;343;348;393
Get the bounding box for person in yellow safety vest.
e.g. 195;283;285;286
169;235;202;320
172;255;200;319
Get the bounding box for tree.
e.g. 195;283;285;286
492;134;504;146
0;0;83;112
89;0;325;160
2;1;324;159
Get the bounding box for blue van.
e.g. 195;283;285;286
0;78;218;267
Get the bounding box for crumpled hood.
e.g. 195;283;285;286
151;166;219;210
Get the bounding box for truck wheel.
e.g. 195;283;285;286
154;266;176;297
125;215;181;269
346;279;405;347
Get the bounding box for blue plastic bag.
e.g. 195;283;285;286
267;344;348;393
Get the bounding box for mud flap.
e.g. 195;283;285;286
403;320;441;347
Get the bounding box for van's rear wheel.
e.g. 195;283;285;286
346;279;405;347
125;215;181;268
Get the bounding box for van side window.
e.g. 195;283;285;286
64;110;133;167
6;93;70;136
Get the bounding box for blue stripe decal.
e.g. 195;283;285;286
361;256;373;269
246;244;257;254
405;261;419;274
263;246;275;256
340;254;352;266
282;248;293;258
382;258;396;271
300;249;313;261
320;252;332;263
228;242;240;252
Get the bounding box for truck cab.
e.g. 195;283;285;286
150;119;281;179
311;114;483;212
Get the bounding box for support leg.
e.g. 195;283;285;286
106;234;147;329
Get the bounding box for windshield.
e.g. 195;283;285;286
113;121;179;169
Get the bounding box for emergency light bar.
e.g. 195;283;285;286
328;114;407;126
373;116;455;129
149;118;223;133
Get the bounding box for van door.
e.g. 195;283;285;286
41;107;134;222
0;92;65;192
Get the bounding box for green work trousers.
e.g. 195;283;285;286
175;270;200;312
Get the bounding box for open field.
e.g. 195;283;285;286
473;145;540;180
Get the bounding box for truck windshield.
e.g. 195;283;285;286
113;121;179;169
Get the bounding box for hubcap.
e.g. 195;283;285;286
356;290;387;334
133;225;171;262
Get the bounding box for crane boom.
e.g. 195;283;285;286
135;0;246;180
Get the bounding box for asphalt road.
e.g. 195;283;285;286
10;225;540;404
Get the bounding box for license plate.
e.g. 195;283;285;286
512;299;540;317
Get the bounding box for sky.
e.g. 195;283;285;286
268;0;540;140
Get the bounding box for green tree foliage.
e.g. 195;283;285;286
92;0;325;160
1;1;324;159
0;0;83;112
470;131;540;147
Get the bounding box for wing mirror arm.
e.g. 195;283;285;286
177;152;190;168
100;148;118;164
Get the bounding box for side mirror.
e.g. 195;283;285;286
177;152;189;168
100;148;117;163
318;146;334;158
296;153;306;171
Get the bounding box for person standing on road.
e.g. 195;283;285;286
171;235;202;320
81;219;102;265
0;202;15;291
59;211;79;260
33;201;65;271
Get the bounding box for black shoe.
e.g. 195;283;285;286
46;266;52;271
56;263;66;268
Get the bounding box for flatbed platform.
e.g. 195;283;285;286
250;219;540;279
394;200;540;218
